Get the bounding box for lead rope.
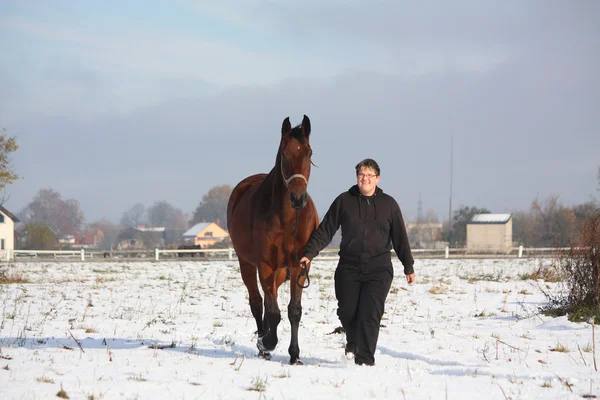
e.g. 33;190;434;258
294;209;310;288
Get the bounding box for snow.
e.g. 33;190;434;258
0;258;597;399
470;214;512;224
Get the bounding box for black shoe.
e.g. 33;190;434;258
344;342;355;356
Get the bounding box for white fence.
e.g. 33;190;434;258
1;246;570;262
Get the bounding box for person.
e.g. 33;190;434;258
300;158;415;366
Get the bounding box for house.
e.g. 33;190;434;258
466;213;513;250
182;222;229;248
115;227;165;250
0;205;20;258
72;233;97;249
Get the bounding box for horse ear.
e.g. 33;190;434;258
302;115;311;137
281;117;291;136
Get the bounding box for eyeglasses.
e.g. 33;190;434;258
357;173;377;180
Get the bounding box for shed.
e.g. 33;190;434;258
466;213;512;250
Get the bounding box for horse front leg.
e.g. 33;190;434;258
288;263;308;365
257;265;282;359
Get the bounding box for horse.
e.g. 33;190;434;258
227;115;319;365
177;244;205;258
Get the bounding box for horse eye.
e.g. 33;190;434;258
309;151;313;158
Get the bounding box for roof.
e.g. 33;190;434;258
183;222;211;237
75;233;96;245
135;227;166;232
469;213;512;224
0;205;20;222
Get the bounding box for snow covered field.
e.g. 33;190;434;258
0;258;597;399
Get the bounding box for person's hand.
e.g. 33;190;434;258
406;273;415;285
299;256;311;268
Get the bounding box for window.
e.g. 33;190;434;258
204;232;213;237
1;239;4;250
0;214;4;223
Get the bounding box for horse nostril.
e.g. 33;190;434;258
289;192;307;209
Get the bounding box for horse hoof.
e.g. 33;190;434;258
290;359;303;365
259;350;271;360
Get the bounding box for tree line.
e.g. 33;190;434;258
2;128;599;250
446;195;599;248
14;185;233;250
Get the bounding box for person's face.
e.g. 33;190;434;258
356;167;380;196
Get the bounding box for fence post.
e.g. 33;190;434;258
80;248;85;261
445;246;449;259
228;248;233;260
155;248;159;261
518;245;523;258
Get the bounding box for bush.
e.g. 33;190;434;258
541;211;600;322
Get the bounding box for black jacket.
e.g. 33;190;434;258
304;185;414;274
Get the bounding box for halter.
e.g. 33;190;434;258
280;153;311;288
280;154;308;187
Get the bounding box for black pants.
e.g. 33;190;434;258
334;263;393;365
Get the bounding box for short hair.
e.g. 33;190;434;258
355;158;380;176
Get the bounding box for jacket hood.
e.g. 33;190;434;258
348;184;383;196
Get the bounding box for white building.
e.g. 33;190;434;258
0;205;20;259
466;213;512;250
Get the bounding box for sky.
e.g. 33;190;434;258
0;257;597;399
1;1;599;224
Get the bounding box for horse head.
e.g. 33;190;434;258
279;115;312;209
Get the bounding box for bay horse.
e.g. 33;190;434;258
227;115;319;365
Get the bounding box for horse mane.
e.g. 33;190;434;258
288;124;308;143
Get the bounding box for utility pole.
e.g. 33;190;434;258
448;136;453;246
417;194;423;224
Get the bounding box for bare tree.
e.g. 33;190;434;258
147;201;180;227
19;188;84;237
531;196;577;247
451;206;490;246
190;184;232;227
120;203;146;228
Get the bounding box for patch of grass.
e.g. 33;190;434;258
541;380;553;388
550;343;568;353
582;342;593;353
429;285;447;295
36;375;55;384
520;264;562;282
520;333;534;340
518;289;532;295
543;304;600;323
56;384;69;399
213;320;223;327
248;375;268;392
273;368;291;378
0;270;30;284
127;373;147;382
459;272;503;283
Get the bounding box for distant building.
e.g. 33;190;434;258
115;226;166;250
72;233;98;249
0;205;19;257
406;222;443;249
182;222;229;248
467;214;513;250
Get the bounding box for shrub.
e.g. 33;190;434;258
541;212;600;322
